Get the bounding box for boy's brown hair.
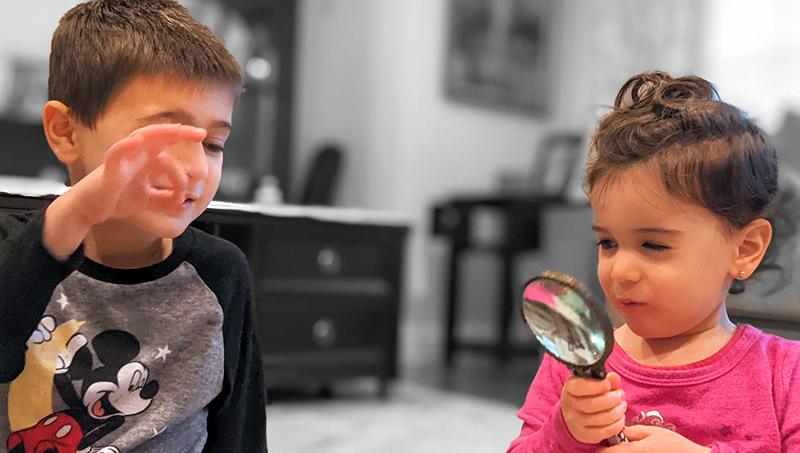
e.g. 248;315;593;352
49;0;244;129
586;71;780;293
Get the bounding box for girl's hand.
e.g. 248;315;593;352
560;372;627;444
599;425;712;453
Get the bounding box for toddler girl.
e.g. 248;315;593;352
507;71;800;453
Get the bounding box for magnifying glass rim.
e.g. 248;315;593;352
522;274;615;369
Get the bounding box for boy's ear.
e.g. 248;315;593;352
42;100;80;165
730;218;773;279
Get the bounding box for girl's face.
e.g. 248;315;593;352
590;166;739;339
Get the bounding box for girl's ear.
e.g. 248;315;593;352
43;100;80;165
730;218;773;279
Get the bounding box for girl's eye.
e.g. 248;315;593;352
643;242;669;252
204;142;224;153
596;239;617;250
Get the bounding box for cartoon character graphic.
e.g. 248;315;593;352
6;413;82;453
7;315;159;453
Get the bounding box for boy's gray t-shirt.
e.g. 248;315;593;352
0;211;266;452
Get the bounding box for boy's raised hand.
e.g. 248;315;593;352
560;372;627;445
44;124;206;260
78;123;206;225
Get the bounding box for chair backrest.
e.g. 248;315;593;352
300;144;343;206
0;119;61;177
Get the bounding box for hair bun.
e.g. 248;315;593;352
614;71;719;111
614;71;673;109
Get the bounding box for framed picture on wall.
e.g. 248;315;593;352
529;132;584;200
444;0;551;115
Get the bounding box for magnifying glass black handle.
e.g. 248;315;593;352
605;432;628;446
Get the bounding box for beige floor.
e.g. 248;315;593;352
266;380;523;453
265;292;544;452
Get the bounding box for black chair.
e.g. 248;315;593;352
299;144;343;206
0;119;61;178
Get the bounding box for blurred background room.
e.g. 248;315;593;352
1;1;800;452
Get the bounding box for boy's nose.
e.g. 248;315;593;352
172;140;209;183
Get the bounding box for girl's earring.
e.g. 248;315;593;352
739;270;746;279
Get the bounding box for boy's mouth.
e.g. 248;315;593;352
155;187;198;212
181;195;197;210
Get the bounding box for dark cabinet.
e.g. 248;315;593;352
244;215;408;396
0;193;410;396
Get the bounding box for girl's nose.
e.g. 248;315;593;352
609;251;641;284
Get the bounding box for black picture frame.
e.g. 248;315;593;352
529;132;584;199
444;0;551;115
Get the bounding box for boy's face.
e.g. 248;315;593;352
590;166;739;340
71;74;235;238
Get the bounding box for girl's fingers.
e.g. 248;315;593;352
587;416;627;443
613;425;652;441
607;372;622;390
584;401;627;428
574;389;626;414
564;377;612;398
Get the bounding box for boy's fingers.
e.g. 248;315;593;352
151;152;188;192
565;377;612;397
148;189;183;212
105;124;205;179
146;153;187;208
131;124;207;155
105;135;148;173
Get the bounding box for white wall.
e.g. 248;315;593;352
294;0;589;305
698;0;800;134
0;1;83;113
293;0;703;309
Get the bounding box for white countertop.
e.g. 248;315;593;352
0;176;413;227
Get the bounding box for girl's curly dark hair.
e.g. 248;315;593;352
586;71;780;294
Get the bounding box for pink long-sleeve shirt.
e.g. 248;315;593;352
507;324;800;452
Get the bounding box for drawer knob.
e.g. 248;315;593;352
317;247;342;275
312;318;337;347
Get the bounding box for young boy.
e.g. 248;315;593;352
0;1;267;452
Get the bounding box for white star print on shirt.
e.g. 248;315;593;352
56;292;69;310
154;345;172;361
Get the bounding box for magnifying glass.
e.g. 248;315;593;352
520;270;627;446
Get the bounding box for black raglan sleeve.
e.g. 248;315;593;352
0;208;85;383
188;228;267;453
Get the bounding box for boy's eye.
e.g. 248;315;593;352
643;242;669;252
596;239;617;250
203;142;224;153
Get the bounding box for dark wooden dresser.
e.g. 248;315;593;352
0;186;411;396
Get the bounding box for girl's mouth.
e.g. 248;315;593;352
618;299;645;308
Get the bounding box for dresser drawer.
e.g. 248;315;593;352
256;295;392;355
259;238;386;279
